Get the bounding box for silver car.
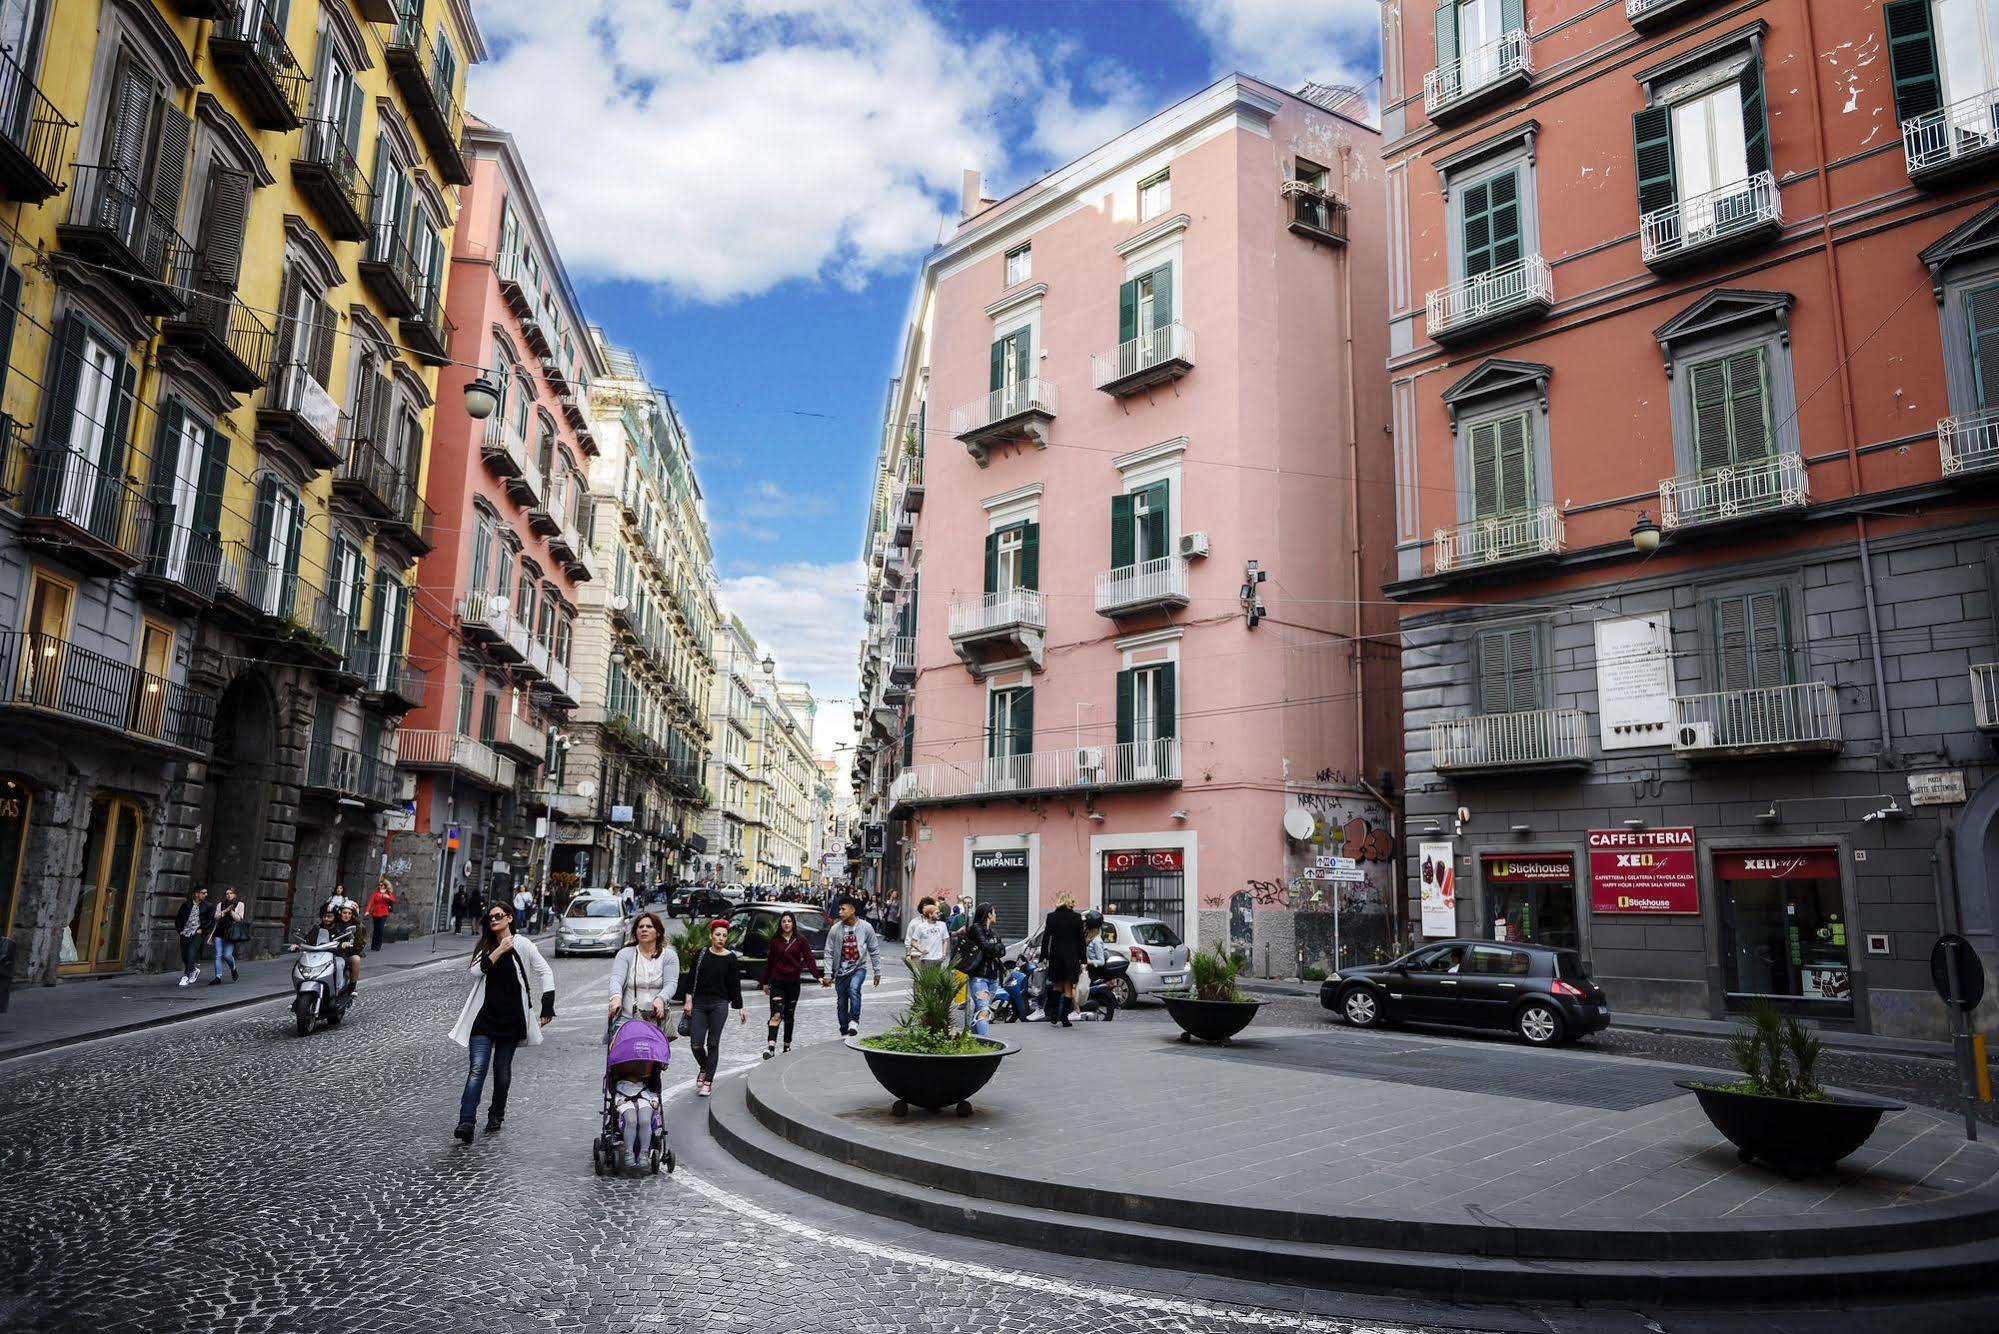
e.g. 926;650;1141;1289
555;898;629;957
1002;915;1191;1007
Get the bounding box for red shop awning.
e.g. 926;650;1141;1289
1714;848;1841;881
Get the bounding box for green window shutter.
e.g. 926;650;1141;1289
370;569;390;642
198;166;252;292
149;399;184;507
1012;331;1031;387
987;689;1004;758
1460;178;1491;276
0;266;21;405
1149;264;1173;331
1750;588;1789;688
1714;595;1751;691
1738;57;1770;178
1688;356;1733;471
1969;284;1999;409
1142;481;1169;555
103;55;151;188
1011;687;1033;757
103;357;137;475
146;100;192;244
1020;521;1039;590
1476;626;1540;713
251;474;277;563
1487;170;1521;271
1110;492;1135;569
282;490;304;583
1434;0;1458;74
901;714;913;768
195;426;229;535
275;264;303;365
40;315;86;454
1115;667;1134;746
1468;419;1500;518
1725;348;1771;463
1500;0;1522;31
369;133;394;234
1156;663;1176;739
1885;0;1941;125
1118;278;1137;345
1496;414;1531;513
1633;105;1677;219
983;530;999;594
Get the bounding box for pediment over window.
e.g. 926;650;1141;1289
1652;288;1791;372
1440;358;1550;430
1919;200;1999;302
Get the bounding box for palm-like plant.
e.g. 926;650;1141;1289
1189;942;1245;1003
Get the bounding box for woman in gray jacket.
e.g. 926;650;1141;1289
607;911;678;1037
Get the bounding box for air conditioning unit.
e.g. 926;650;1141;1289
1672;721;1714;752
1179;530;1211;559
1075;746;1104;773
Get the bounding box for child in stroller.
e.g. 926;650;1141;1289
593;1017;674;1176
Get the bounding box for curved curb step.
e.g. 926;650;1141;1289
708;1077;1999;1306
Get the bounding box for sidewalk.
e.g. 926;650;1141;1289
0;929;502;1063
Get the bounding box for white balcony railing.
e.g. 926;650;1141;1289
889;738;1182;807
1659;452;1806;530
889;635;915;676
1094;555;1190;614
1431;707;1590;771
394;728;514;788
1671;680;1841;755
1424;28;1530;116
1940;408;1999;477
1974;663;1999;730
546;657;573;703
458;588;513;639
525;638;551;678
1640;171;1781;264
1091;322;1196;391
1426;254;1552;336
948;588;1047;639
949;378;1058;440
1903;86;1999;175
1433;505;1563;573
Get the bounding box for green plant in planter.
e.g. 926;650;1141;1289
1705;1003;1828;1101
861;962;994;1055
1188;942;1246;1002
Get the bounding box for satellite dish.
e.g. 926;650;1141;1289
610;594;629;611
490;595;510;614
1282;808;1316;841
578;780;596;799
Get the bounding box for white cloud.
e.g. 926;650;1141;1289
737;480;835;521
1175;0;1382;100
716;560;867;698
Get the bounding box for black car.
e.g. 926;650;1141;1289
669;886;731;920
727;904;830;986
1319;939;1609;1047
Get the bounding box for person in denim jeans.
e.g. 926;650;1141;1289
447;904;556;1142
209;886;245;985
823;899;881;1036
958;904;1005;1036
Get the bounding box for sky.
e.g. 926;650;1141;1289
465;0;1383;747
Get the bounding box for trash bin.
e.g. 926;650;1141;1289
0;936;15;1014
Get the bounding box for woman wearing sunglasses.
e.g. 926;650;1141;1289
448;902;557;1142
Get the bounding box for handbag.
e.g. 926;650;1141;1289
676;950;702;1037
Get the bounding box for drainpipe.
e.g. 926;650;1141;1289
1340;144;1367;778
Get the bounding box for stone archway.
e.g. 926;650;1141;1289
200;672;278;939
1954;774;1999;945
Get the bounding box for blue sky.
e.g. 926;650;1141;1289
468;0;1381;718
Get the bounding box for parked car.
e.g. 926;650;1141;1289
716;884;748;906
669;886;732;919
1002;915;1189;1007
555;897;630;958
726;903;830;986
1320;939;1609;1047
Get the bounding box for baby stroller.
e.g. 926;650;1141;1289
592;1017;674;1176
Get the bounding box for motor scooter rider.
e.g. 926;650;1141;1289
333;901;366;995
1082;912;1118;1021
288;907;356;994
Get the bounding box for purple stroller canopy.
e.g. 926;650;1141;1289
607;1018;671;1068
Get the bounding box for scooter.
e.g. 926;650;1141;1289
1079;956;1130;1021
992;950;1045;1023
291;941;350;1037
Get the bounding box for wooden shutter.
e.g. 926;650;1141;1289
1738;57;1770;178
0;266;21;405
40;315;87;453
1434;0;1458;75
1011;687;1033;758
1115;667;1134;746
1118;277;1137;344
368;133;394;234
1156;663;1176;739
275;264;303;366
1714;591;1789;691
1012;331;1031;388
351;363;378;447
1110;492;1135;569
1020;521;1039;590
1496;414;1531;513
1968;284;1999;409
150;399;184;506
1633;105;1677;220
1468;418;1500;517
251;474;277;562
1149;264;1173;331
146;101;192;242
1477;626;1540;714
198;167;252;290
195;426;229;535
900;713;913;768
983;530;998;594
1500;0;1522;32
309;292;336;387
1724;347;1770;462
989;337;1004;393
1487;170;1521;271
103;357;137;475
1460;178;1490;276
103;56;151;196
986;688;1003;759
1141;481;1168;555
1688;356;1733;471
282;489;304;582
1885;0;1942;125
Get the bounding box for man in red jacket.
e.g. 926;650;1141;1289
365;879;396;953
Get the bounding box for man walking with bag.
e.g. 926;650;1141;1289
824;898;881;1036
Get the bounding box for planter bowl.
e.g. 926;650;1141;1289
1162;994;1263;1044
847;1035;1019;1117
1676;1080;1904;1178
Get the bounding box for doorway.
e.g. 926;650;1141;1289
200;673;277;922
62;794;143;973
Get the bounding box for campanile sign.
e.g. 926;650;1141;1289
1587;827;1699;914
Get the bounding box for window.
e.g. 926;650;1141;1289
987;686;1033;760
1710;589;1791;691
989;326;1030;411
1655;289;1799;474
1466;412;1532;518
1138;169;1170;220
1116;663;1177;747
1633;52;1771;250
1687;347;1771;471
251;475;304;616
311;28;363;153
146;398;223;581
328;534;364;649
1117;263;1173;358
1459;169;1521;279
984;521;1037;593
1968;281;1999;409
1110;481;1168;569
1456;0;1505;76
1474;625;1542;714
1005;243;1031;286
1935;0;1999;108
369;132;410;259
369;569;408;686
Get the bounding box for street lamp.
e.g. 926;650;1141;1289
463;376;501;420
1630;511;1661;556
760;654;775;676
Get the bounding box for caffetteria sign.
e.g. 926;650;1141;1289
1587;827;1698;915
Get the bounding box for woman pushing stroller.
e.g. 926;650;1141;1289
595;1017;672;1175
607;911;677;1034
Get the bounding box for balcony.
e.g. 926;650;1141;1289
382;12;470;185
1092;323;1196;398
1282;180;1348;245
1094;555;1191;618
358;223;420;319
1941;407;1999;479
400;274;451;366
19;446;147;574
355;641;426;713
58;163;190;317
889;738;1181;812
256;360;342;470
1903;86;1999;185
1626;0;1723;30
1424;29;1531;123
395;729;515;791
1432;505;1564;574
950;378;1057;461
524;637;551;682
302;738;395;806
1430;708;1590;774
564;537;594;584
1671;681;1842;759
1640;172;1781;269
889;635;916;685
1427;255;1553;344
291;118;371;242
459;589;528;664
497;247;532;314
1974;664;1999;732
162;288;274;393
519;309;552;358
541;656;577;708
505;447;546;509
481;414;528;480
1658;452;1806;531
135;515;222;611
546;520;577;565
209;0;308;131
333;426;404;521
892;499;913;548
0;46;72;202
948;590;1046;674
492;703;548;764
0;630;213;756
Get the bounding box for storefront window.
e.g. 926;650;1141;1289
1717;848;1850;1014
1102;849;1185;939
0;776;28;933
1480;852;1578;951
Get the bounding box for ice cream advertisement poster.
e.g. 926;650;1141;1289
1418;841;1457;937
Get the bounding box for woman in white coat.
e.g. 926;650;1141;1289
450;902;556;1142
607;911;678;1037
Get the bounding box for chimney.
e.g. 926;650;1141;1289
960;169;982;219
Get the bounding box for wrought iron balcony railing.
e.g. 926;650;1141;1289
1433;504;1564;573
164;286;275;393
1640;171;1781;266
1903;85;1999;179
1091;322;1196;396
890;738;1181;809
1658;452;1806;530
0;629;212;753
1095;555;1190;616
1424;29;1531;118
383;9;469;184
210;0;309;130
60;162;189;316
139;514;222;604
1974;663;1999;731
1430;707;1590;772
0;42;72;202
1671;680;1841;757
360;220;421;318
291;117;370;242
258;358;342;467
1939;407;1999;478
21;446;148;569
1427;254;1553;340
304;737;395;804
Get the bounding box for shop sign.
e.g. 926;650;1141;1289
972;849;1027;871
1104;849;1183;873
1909;771;1967;807
1714;848;1840;881
1587;827;1697;914
609;805;634;824
1418;841;1457;937
1481;854;1574;883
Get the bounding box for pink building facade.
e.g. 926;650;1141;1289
854;77;1399;972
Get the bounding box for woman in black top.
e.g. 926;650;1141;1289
448;904;555;1142
676;918;744;1098
1040;894;1086;1028
958;903;1005;1037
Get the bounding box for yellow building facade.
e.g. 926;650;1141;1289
0;0;481;982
